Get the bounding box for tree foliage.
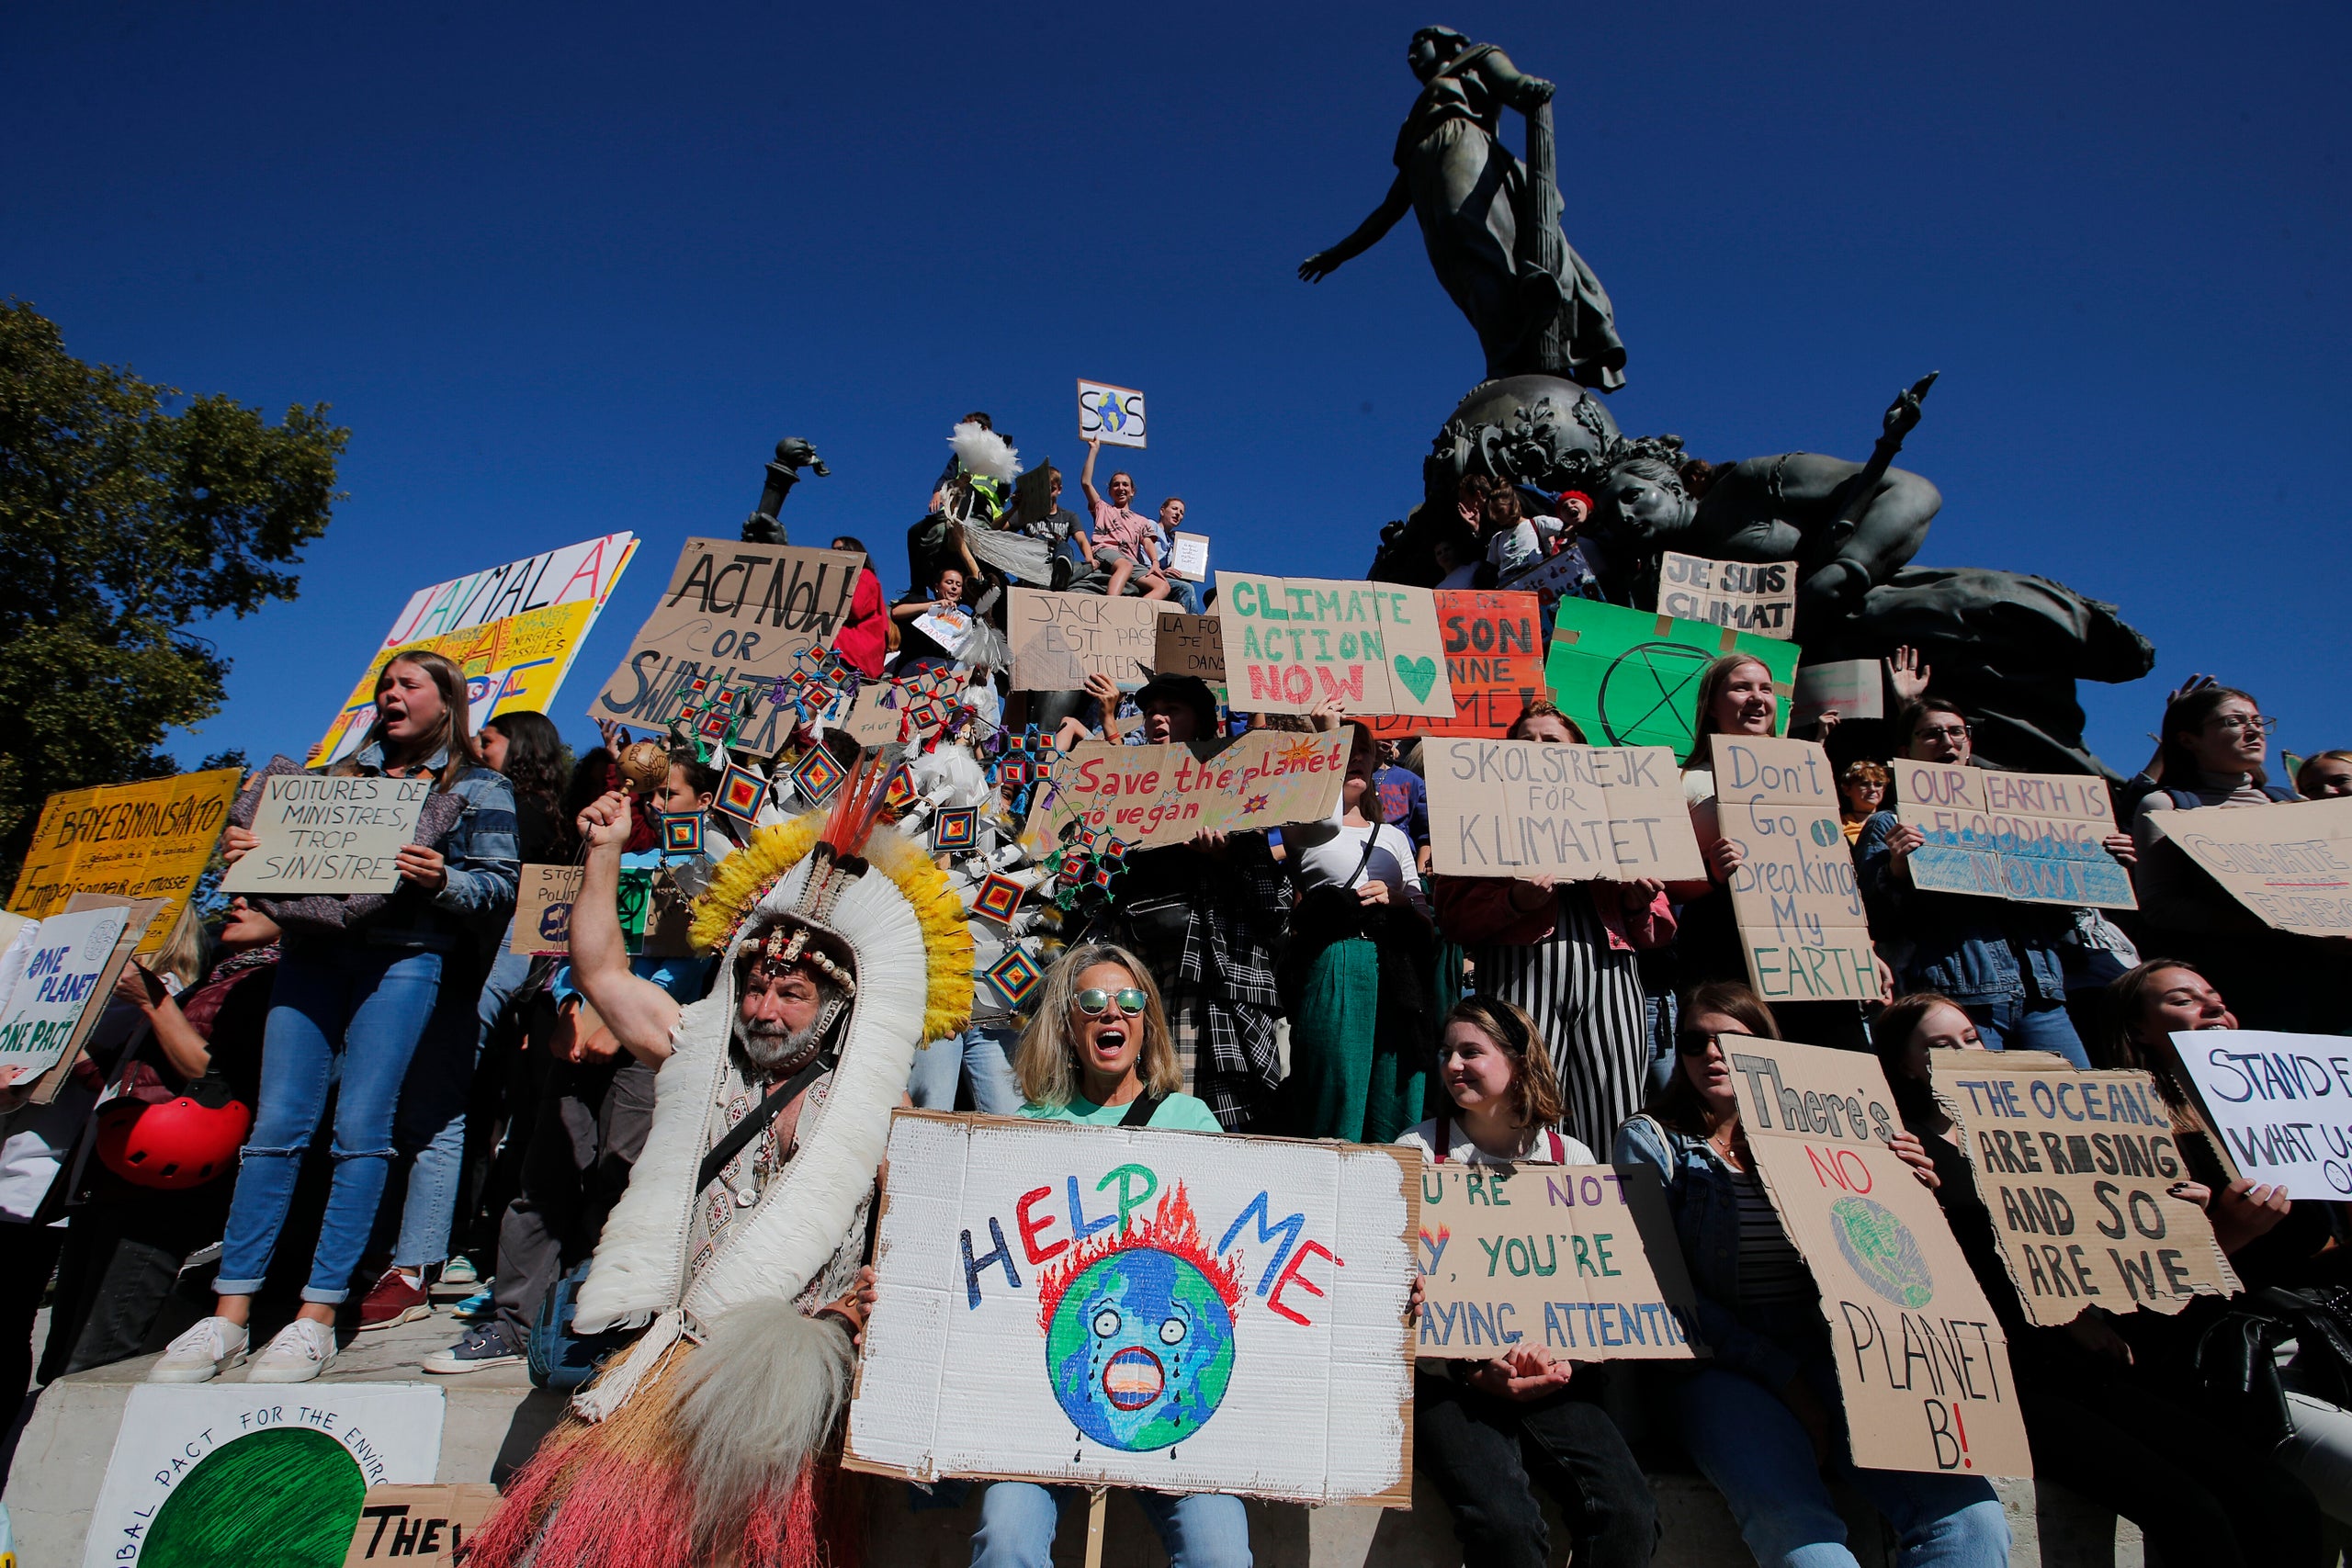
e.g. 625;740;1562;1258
0;299;345;887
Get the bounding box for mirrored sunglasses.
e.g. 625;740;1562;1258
1075;987;1149;1018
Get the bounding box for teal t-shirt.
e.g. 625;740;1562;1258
1021;1091;1224;1134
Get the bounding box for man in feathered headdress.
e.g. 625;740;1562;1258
470;756;973;1568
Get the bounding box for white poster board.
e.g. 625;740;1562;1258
1791;660;1883;728
2169;1029;2352;1199
83;1382;444;1568
847;1111;1417;1505
1078;379;1148;448
0;905;129;1087
220;775;432;896
1167;533;1211;581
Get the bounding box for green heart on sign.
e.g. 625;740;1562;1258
1394;655;1438;703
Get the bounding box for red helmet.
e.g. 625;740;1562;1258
95;1091;251;1190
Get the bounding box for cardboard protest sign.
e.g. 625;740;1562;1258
0;905;129;1089
1154;613;1227;686
1943;1064;2237;1325
846;1111;1416;1504
1725;1040;2032;1477
220;775;432;896
1167;532;1210;581
345;1484;502;1566
1010;589;1166;692
592;538;863;742
2165;1028;2352;1199
1712;735;1883;1003
1413;1162;1706;1361
1545;599;1799;753
1024;730;1350;853
510;864;585;957
1893;760;2134;909
82;1382;443;1568
2145;795;2352;936
1366;590;1548;741
311;533;638;765
1424;739;1702;882
1658;552;1797;638
1792;660;1883;728
17;895;167;1106
1215;574;1453;717
1077;378;1148;447
6;769;240;956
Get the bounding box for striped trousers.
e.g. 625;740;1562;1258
1465;892;1650;1153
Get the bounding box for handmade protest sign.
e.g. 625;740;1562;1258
510;864;585;957
6;769;240;955
1657;552;1797;638
1166;532;1210;581
911;604;974;659
1545;600;1798;753
1712;734;1883;1003
1366;590;1547;740
220;776;432;896
82;1382;443;1568
1024;730;1350;853
1215;574;1453;717
846;1111;1416;1504
1153;613;1227;686
345;1484;502;1567
1077;378;1148;447
2144;796;2352;936
592;538;862;742
312;533;638;765
1944;1064;2236;1325
0;905;130;1089
1413;1161;1706;1361
1724;1039;2032;1476
2165;1028;2352;1199
1893;760;2134;909
1010;589;1166;691
1792;660;1883;728
1424;739;1702;881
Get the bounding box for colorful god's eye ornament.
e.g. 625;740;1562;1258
788;746;848;808
713;761;769;827
882;766;918;817
659;813;706;855
1036;1184;1246;1454
984;945;1042;1006
970;871;1024;924
933;806;979;852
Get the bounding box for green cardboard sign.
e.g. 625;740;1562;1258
1544;600;1802;757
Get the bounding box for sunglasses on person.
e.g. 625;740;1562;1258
1075;987;1149;1018
1675;1028;1753;1056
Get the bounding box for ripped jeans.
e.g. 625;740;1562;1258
215;942;445;1304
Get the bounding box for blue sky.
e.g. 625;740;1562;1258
5;1;2345;777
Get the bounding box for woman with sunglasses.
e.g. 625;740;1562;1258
2129;683;2325;1032
1613;983;2008;1568
971;943;1243;1567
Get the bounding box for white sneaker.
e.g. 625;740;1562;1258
247;1317;339;1383
151;1316;249;1382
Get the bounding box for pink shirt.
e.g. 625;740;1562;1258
1089;499;1159;564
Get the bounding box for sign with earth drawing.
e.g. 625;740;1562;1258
1724;1039;2033;1478
846;1111;1418;1504
1544;599;1799;755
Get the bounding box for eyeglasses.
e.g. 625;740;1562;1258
1913;724;1970;742
2211;715;2277;737
1075;987;1148;1018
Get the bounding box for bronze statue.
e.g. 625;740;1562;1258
1300;26;1626;390
741;436;829;544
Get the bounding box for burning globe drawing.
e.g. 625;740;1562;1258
1038;1184;1245;1451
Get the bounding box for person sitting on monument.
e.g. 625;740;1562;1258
2297;749;2352;799
1076;436;1173;602
962;942;1248;1568
1614;982;2012;1568
466;763;975;1567
1397;997;1659;1568
1152;495;1206;614
1873;990;2324;1567
891;563;974;682
1854;696;2127;1068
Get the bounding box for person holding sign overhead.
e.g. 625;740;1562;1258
1614;982;2009;1568
1077;438;1173;603
153;650;518;1386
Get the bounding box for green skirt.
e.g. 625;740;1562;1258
1286;935;1427;1144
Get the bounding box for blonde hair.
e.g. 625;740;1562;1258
148;903;209;991
1014;943;1182;1109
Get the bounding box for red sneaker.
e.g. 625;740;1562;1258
356;1267;433;1332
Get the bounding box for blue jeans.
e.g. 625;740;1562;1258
386;947;531;1269
217;942;445;1303
1963;996;2090;1069
971;1483;1250;1568
1673;1365;2007;1568
909;1026;1023;1116
1164;576;1205;614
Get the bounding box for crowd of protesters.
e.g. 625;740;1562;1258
6;413;2351;1568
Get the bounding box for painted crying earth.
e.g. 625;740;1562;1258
846;1111;1418;1504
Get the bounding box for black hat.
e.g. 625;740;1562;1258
1131;671;1219;736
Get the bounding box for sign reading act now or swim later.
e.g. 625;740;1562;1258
1423;739;1702;882
1726;1039;2032;1477
1893;759;2134;910
1945;1065;2236;1325
1213;573;1453;718
1413;1161;1706;1361
1712;734;1883;1003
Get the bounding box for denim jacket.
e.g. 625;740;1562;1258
1853;809;2068;1005
1613;1112;1811;1391
347;741;520;953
